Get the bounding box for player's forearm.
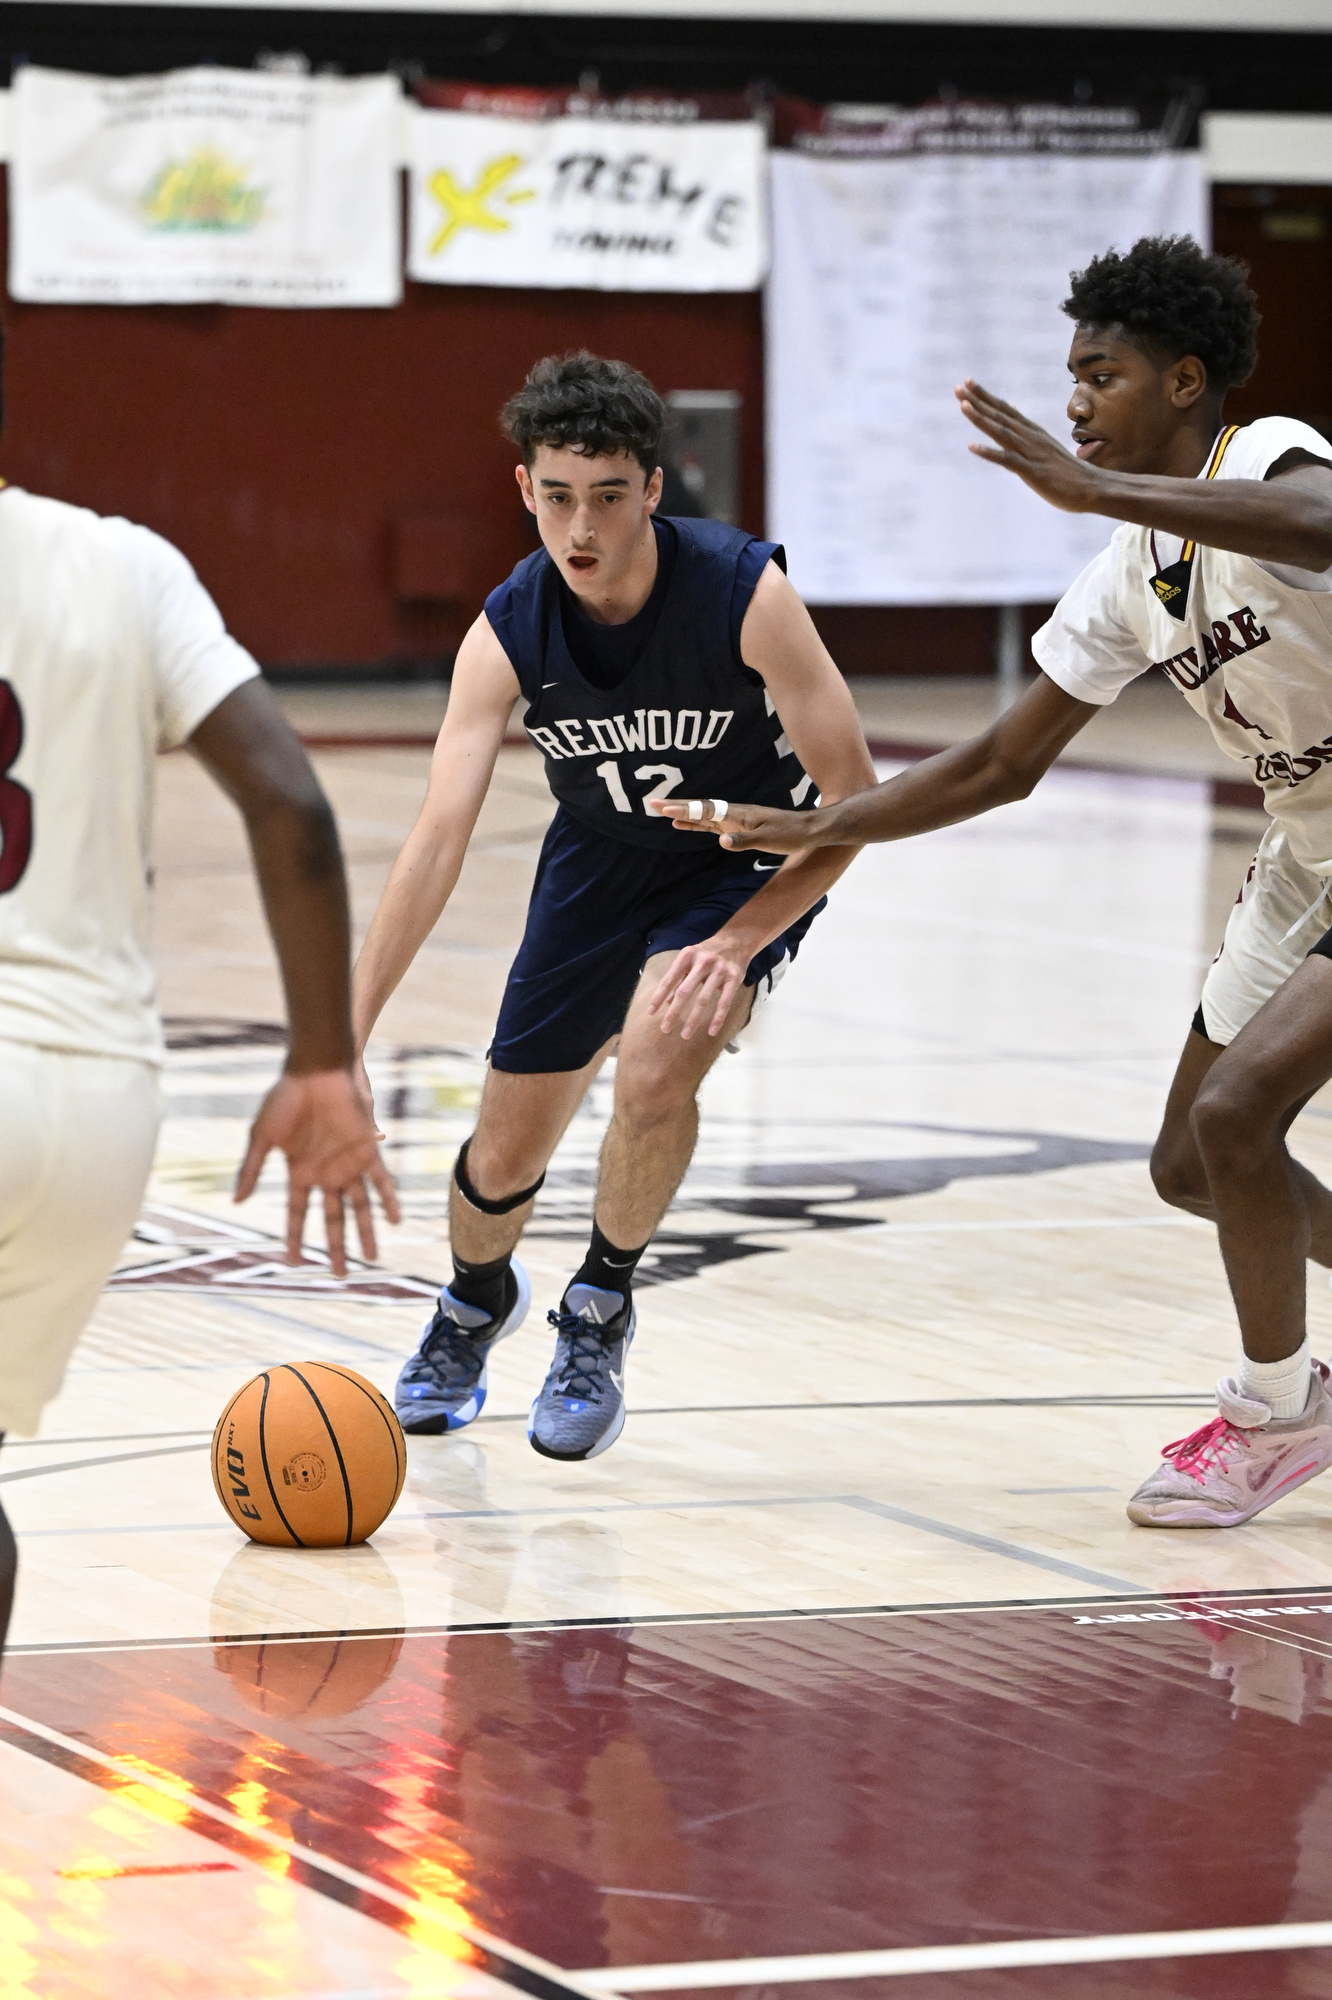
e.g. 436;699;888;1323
1084;470;1332;570
804;734;1035;849
712;842;862;959
351;835;466;1054
245;793;356;1075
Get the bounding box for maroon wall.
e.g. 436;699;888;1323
1;176;1325;677
0;178;764;668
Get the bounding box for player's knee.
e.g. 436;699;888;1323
1189;1068;1276;1169
615;1064;696;1132
1149;1130;1207;1211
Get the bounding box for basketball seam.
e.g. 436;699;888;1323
288;1366;355;1547
257;1372;303;1547
318;1365;404;1507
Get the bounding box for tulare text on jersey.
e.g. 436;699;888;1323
1154;603;1271;693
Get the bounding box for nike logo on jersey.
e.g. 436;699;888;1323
752;861;781;871
1153;604;1271;693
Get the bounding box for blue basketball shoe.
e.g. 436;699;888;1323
528;1284;635;1461
395;1260;531;1435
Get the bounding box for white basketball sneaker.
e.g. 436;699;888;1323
1127;1361;1332;1528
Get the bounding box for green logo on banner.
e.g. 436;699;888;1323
141;149;266;233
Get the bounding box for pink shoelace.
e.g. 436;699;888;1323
1161;1415;1247;1484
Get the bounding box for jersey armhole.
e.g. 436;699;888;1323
731;539;786;673
1265;446;1332;481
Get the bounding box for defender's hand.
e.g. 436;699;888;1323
235;1067;401;1276
647;937;751;1042
956;379;1097;512
651;797;818;855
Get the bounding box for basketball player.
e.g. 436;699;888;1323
0;457;397;1649
654;235;1332;1529
352;351;874;1460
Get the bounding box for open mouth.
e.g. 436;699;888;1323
1074;436;1107;462
567;553;598;574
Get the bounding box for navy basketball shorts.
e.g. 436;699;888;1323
489;807;826;1074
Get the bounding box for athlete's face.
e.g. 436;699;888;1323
517;446;662;602
1065;325;1212;476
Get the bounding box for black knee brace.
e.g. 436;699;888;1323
454;1137;545;1216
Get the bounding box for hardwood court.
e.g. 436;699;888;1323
4;677;1332;1998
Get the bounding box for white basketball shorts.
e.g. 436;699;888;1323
1199;822;1332;1047
0;1042;160;1435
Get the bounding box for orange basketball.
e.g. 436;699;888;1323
211;1363;406;1548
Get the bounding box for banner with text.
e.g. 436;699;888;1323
408;108;766;292
9;66;402;307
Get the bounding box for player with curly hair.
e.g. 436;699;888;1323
652;233;1332;1531
352;351;873;1461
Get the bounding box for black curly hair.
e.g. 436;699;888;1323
1063;235;1260;391
501;351;663;474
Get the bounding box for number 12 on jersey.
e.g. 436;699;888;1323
595;761;684;816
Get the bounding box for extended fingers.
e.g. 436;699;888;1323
324;1186;348;1279
286;1178;312;1266
656;955;709;1033
678;962;729;1042
370;1155;402;1226
957;378;1022;420
234;1127;268;1204
709;973;741;1037
348;1176;378;1267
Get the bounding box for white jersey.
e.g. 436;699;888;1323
0;487;259;1064
1034;416;1332;874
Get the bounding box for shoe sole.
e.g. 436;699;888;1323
527;1310;634;1461
528;1398;626;1462
397;1260;532;1435
1127;1447;1332;1527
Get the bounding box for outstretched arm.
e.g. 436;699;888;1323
646;561;876;1038
958;380;1332;570
188;679;398;1272
656;670;1099;858
351;613;519;1064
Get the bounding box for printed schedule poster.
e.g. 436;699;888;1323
766;151;1207;605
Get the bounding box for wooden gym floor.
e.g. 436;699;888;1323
5;676;1332;1998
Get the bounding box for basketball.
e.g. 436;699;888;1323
211;1363;406;1548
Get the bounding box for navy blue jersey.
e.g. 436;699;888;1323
484;516;816;851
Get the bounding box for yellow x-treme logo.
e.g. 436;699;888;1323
427;154;536;256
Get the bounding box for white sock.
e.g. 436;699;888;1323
1239;1338;1312;1421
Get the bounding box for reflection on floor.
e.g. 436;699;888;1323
7;700;1332;1995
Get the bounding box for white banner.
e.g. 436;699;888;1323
767;151;1208;605
408;109;766;292
9;66;402;307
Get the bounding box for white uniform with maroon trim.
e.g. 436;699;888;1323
1033;417;1332;1045
0;486;259;1432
